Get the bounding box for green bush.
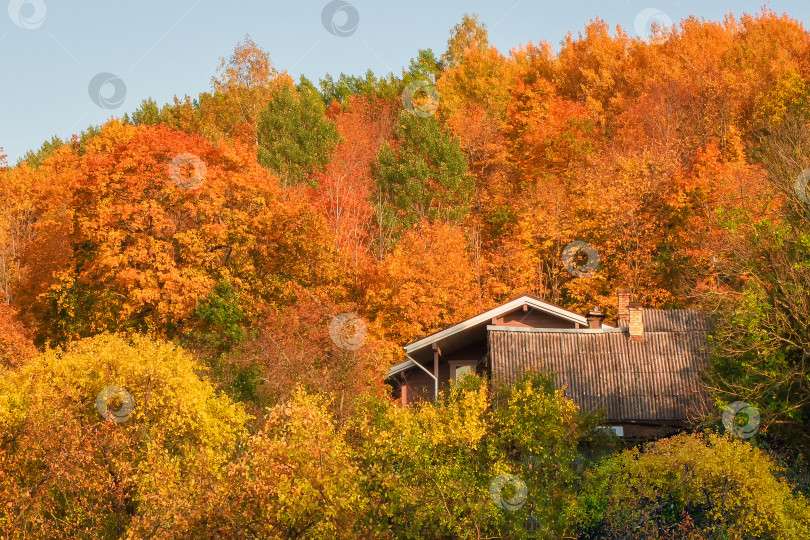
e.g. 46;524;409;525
578;432;810;539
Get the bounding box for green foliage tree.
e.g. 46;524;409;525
188;280;247;356
375;111;474;235
406;49;442;82
319;70;402;105
19;136;66;168
257;77;341;187
579;432;810;538
488;373;612;537
705;109;810;451
128;98;162;126
350;376;495;538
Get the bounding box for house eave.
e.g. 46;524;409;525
387;358;416;377
403;295;613;354
487;325;626;334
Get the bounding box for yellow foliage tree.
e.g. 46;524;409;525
0;334;250;538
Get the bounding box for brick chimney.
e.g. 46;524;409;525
629;302;644;341
586;307;606;329
617;289;631;327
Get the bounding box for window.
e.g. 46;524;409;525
455;364;473;379
449;360;477;382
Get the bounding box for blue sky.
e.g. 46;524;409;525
1;0;808;163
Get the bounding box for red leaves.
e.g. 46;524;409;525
310;95;398;270
0;302;35;368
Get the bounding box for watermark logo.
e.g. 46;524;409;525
88;72;127;110
562;241;600;278
168;153;207;190
321;1;359;37
328;313;367;350
795;169;810;204
489;473;528;511
634;8;672;45
8;0;46;30
96;386;135;423
402;80;440;118
722;401;760;439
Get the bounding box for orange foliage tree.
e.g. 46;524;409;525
0;303;35;369
364;221;483;346
221;294;390;422
15;121;341;345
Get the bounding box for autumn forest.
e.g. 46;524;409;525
1;9;810;538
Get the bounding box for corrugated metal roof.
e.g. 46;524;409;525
488;310;712;423
642;309;713;332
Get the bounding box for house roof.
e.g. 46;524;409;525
399;293;613;366
488;309;713;423
642;308;713;332
387;358;417;377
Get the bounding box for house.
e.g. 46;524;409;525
386;290;713;437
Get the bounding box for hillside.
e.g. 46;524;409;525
1;10;809;538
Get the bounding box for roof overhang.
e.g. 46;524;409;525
388;294;614;377
487;325;626;334
387;358;416;377
404;294;611;354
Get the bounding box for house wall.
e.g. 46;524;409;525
403;367;436;402
493;309;579;329
618;423;682;438
443;341;488;386
442;341;488;366
403;341;488;404
399;306;580;405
